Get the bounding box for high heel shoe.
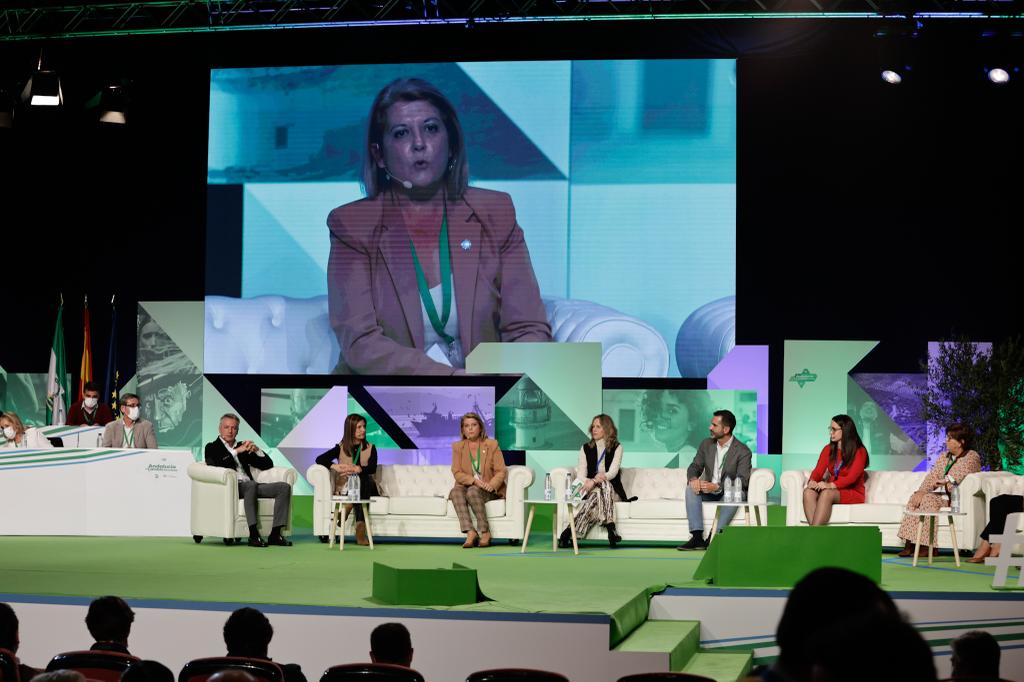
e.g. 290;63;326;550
557;527;573;549
462;530;479;548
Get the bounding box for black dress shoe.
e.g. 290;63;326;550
676;535;708;551
606;526;622;548
247;537;268;547
267;535;293;547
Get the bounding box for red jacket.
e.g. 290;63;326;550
810;444;868;504
66;400;115;427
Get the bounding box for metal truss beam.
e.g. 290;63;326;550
1;0;1021;41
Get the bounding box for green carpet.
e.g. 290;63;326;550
0;533;1006;648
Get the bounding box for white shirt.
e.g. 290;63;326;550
122;424;135;448
220;437;251;481
712;437;733;486
422;275;464;369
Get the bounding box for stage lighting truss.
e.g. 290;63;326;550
0;0;1022;41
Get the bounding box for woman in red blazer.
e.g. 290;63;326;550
803;414;869;526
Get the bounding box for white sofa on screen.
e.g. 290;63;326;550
548;466;776;541
204;294;669;377
305;463;534;542
188;462;297;544
780;469;1009;549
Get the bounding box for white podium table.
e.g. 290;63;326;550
0;446;194;536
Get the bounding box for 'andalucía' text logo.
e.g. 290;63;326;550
789;369;818;388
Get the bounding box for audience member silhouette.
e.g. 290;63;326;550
86;596;135;655
369;623;414;668
223;608;306;682
0;602;41;681
950;630;1003;681
121;661;175;682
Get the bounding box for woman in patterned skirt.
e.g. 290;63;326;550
896;423;981;557
559;414;630;548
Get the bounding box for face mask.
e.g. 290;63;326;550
2;426;15;440
84;397;99;409
126;407;140;421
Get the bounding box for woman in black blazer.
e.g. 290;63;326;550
316;414;379;545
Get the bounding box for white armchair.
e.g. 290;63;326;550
205;295;669;377
306;463;534;542
981;474;1024;534
549;466;776;542
188;463;297;544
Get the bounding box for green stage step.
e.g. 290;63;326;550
614;620;700;672
679;650;753;682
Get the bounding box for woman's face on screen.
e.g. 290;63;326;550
651;393;692;448
377;99;450;192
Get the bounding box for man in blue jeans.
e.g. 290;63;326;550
677;409;752;551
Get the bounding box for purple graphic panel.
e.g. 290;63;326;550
708;345;768;454
365;386;495;450
850;373;927;455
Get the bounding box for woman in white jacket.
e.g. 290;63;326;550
1;412;54;449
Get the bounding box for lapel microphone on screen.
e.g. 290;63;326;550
384;166;414;190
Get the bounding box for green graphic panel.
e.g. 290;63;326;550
261;388;329;447
782;340;877;456
0;373;53;427
202;377;312;494
495;375;588;451
846;377;923;467
347;394;400;450
603;389;758;467
137;303;204;450
466;342;602;433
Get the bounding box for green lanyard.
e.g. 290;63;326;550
124;425;134;448
350;444;363;469
409;205;455;348
943;453;957;478
469;443;482;475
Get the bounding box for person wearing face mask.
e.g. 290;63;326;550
100;393;159;449
0;411;54;449
67;381;115;427
326;77;551;376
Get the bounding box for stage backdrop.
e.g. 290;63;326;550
205;59;737;378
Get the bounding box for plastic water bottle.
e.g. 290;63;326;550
950;481;960;513
349;474;361;502
723;477;734;503
564;472;573;502
735;479;745;503
544;473;553;501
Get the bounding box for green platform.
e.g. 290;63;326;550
372;562;483;606
693;526;882;586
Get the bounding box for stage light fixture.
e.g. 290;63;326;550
986;67;1010;84
90;84;129;124
21;69;63;107
881;69;903;84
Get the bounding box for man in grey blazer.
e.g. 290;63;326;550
677;409;752;551
100;393;159;449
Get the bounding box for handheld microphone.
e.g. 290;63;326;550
384;165;414;190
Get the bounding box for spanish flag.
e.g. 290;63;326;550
79;296;93;400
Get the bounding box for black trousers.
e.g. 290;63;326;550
981;494;1024;541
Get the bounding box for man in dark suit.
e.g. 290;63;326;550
223;608;306;682
677;409;753;551
205;413;292;548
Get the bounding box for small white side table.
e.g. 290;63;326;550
911;510;966;567
707;501;764;539
522;499;580;556
328;496;374;551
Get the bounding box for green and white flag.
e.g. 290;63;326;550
46;303;69;426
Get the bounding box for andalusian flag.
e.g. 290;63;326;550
79;296;93;400
46;301;70;425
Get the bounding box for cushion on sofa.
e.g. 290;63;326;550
388;496;449;516
847;503;907;524
629;499;686;519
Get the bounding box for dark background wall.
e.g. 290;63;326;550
1;19;1020;448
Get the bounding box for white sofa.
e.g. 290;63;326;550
981;474;1024;534
780;469;1010;549
188;463;297;544
204;295;669;377
548;466;776;541
306;464;534;541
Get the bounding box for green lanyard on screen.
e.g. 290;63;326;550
469;444;482;475
409;205;454;348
